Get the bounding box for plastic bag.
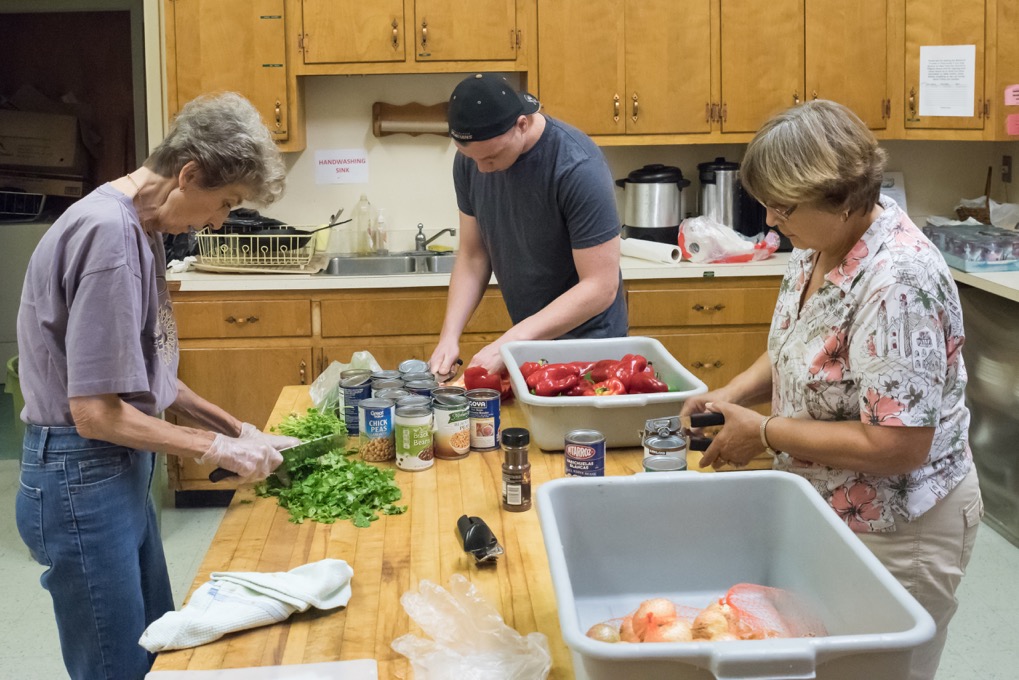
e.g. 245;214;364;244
308;351;382;413
678;216;780;264
391;575;552;680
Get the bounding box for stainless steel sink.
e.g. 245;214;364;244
319;252;455;276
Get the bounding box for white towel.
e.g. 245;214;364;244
140;559;354;652
620;237;682;264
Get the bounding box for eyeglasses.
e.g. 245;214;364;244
768;204;798;221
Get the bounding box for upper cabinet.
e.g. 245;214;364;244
537;0;712;137
904;0;987;132
297;0;525;73
165;0;295;146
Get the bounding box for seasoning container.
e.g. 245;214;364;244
394;404;434;471
358;398;395;462
501;428;531;512
433;392;470;460
466;387;501;451
564;429;605;477
398;358;429;375
340;369;373;436
404;379;439;396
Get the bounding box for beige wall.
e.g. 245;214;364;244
258;74;1014;250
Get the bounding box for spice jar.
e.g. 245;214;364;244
501;428;531;512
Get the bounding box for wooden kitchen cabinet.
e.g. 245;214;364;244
903;0;987;132
165;0;301;149
298;0;525;73
537;0;712;136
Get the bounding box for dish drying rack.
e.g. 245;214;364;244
194;229;323;273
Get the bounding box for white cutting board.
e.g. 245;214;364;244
146;659;377;679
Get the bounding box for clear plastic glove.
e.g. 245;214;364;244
239;422;301;451
391;574;551;680
198;434;283;482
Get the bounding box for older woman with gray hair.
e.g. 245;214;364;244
15;92;299;680
680;100;982;680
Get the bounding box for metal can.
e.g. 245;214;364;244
371;369;403;382
643;456;686;472
375;387;411;402
641;416;684;461
432;385;467;399
643;433;686;466
396;394;432;410
358;398;395;462
340;369;373;436
401;371;436;383
398;358;429;375
466;388;501;451
404;379;439;396
371;377;404;397
433;393;470;460
564;429;605;477
394;405;434;471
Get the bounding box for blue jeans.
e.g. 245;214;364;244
15;425;174;680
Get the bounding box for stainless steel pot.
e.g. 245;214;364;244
697;157;740;229
615;164;690;244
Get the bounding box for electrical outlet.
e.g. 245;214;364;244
1004;155;1013;184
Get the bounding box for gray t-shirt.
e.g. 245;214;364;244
17;184;179;426
453;116;628;338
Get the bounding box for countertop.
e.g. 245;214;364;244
151;386;768;678
168;253;793;292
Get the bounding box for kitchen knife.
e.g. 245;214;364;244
208;431;347;486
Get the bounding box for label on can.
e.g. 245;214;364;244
466;388;501;451
395;405;434;471
358;398;395;462
433;395;470;460
340;370;373;436
565;429;605;477
643;433;686;461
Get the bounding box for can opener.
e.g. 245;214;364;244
456;514;504;564
681;411;725;451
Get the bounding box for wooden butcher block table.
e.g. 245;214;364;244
152;385;770;678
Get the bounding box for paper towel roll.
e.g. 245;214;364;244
620;237;682;264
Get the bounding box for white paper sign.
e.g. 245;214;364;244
315;149;368;185
919;45;975;117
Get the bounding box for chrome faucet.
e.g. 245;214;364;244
415;223;457;251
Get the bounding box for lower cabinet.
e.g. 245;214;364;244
167;276;780;494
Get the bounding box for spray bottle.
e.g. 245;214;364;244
353;194;373;255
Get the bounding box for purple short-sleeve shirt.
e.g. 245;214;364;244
17;184;179;426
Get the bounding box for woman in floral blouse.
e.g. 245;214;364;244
680;100;982;680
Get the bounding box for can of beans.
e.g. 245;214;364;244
371;377;404;397
466;388;501;451
396;394;432;410
340;369;373;436
394;405;434;471
564;429;605;477
433;393;470;460
358;398;395;462
375;387;411;402
643;455;686;472
404;379;439;396
398;359;429;375
432;385;467;399
401;371;435;383
643;433;686;468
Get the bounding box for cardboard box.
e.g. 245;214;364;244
0;109;86;173
0;171;85;199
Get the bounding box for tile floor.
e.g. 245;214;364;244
0;387;1017;678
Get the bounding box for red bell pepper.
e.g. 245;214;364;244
464;366;514;400
530;364;581;396
567;360;596;375
592;377;626;396
519;361;545;380
629;369;669;393
588;359;621;382
563;380;596;397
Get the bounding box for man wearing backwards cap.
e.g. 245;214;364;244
428;73;627;377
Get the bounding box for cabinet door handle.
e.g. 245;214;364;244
225;315;259;325
274;100;282;129
392;19;399;49
613;94;620;122
811;90;818;100
705;102;711;123
691;360;724;369
299;360;307;385
720;102;727;123
692;303;725;312
793;91;801;105
420;19;428;52
631;93;639;122
909;87;917;119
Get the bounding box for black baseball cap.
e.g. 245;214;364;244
447;74;541;142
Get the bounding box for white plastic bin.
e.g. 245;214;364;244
500;337;707;450
537;471;935;680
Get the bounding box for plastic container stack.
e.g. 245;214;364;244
923;222;1019;272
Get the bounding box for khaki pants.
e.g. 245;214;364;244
857;466;984;680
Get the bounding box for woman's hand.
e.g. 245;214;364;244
679;388;736;418
695;401;768;470
467;342;506;376
198;434;284;482
428;339;462;380
240;422;301;450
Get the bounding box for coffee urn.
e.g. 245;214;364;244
697;157;741;229
615;164;690;244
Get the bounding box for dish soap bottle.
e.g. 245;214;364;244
353;193;373;255
372;208;389;254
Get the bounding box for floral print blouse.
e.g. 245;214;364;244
769;196;972;533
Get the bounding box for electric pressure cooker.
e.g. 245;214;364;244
615;164;690;244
